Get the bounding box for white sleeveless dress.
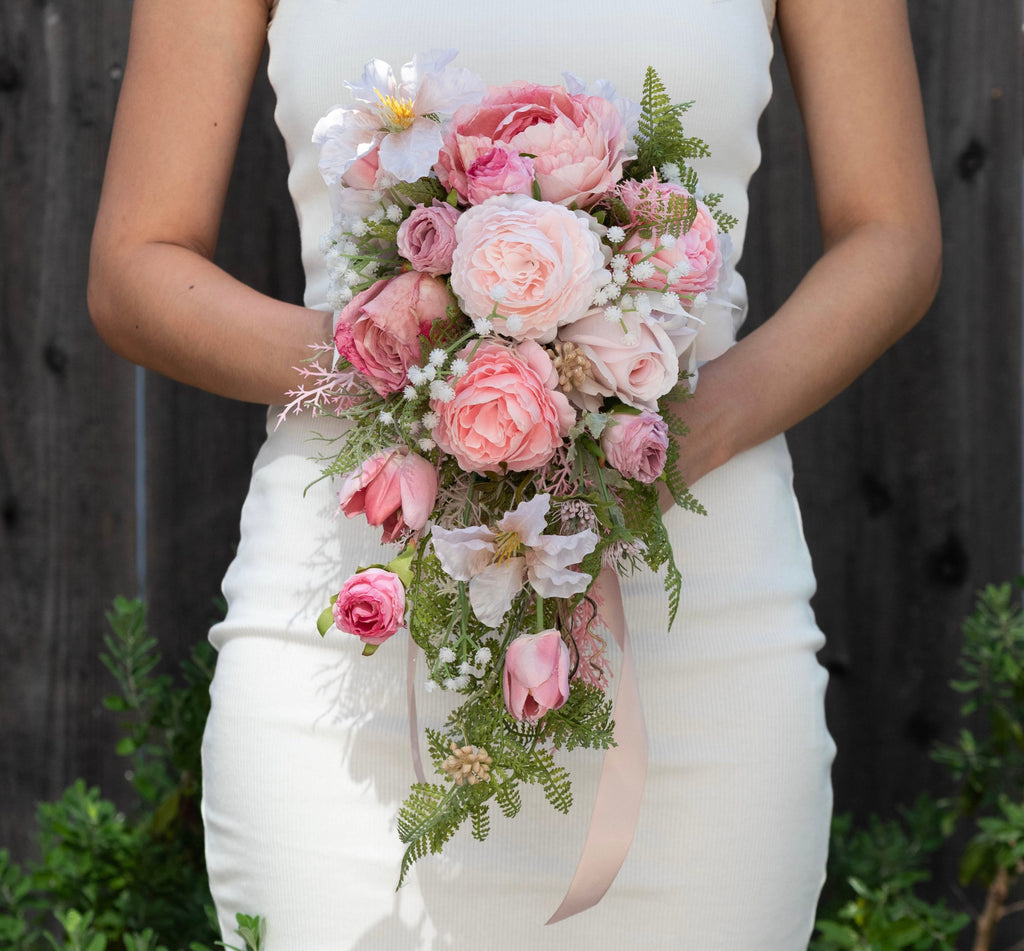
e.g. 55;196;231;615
201;1;835;947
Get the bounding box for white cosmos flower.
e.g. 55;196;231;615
313;50;486;187
430;494;597;628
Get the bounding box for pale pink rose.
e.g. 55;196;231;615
333;568;406;647
334;271;453;396
601;410;670;484
618;180;722;297
502;629;571;723
396;201;461;275
449;194;605;342
558;308;679;411
338;447;438;543
431;341;576;473
436;83;627;207
464;146;535;205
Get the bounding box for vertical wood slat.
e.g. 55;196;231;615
744;0;1023;823
0;0;137;858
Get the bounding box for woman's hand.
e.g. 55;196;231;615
88;0;332;404
668;0;941;486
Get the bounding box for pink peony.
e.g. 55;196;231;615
338;448;438;543
333;568;406;647
464;146;536;205
431;341;576;473
618;180;722;297
449;194;605;342
502;629;571;723
334;271;453;396
601;410;670;484
395;200;461;275
557;308;679;411
436;82;627;208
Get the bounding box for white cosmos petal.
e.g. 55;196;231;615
430;525;495;581
528;563;593;600
414;65;487;115
469;559;526;627
402;49;458;94
378;119;445;183
533;528;598;569
496;494;551;548
345;58;397;103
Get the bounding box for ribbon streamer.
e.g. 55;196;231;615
546;567;648;924
407;637;427;784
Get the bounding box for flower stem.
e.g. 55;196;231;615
535;595;545;632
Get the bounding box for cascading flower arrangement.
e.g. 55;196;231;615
283;50;737;885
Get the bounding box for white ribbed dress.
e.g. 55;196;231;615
201;1;835;947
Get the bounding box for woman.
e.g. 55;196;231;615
89;0;941;947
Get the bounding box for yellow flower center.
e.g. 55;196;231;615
493;530;523;564
376;90;417;132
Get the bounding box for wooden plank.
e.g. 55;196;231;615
744;0;1022;823
0;0;137;857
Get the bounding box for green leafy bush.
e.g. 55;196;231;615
0;598;262;951
813;580;1024;951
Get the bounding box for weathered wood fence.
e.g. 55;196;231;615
1;0;1021;888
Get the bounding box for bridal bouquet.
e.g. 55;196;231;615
283;51;735;883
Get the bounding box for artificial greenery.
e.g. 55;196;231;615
812;580;1024;951
0;598;263;951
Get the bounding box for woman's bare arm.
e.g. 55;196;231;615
671;0;942;487
88;0;331;404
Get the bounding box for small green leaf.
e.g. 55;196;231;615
362;642;379;657
316;605;335;637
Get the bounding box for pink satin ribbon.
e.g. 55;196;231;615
404;565;648;922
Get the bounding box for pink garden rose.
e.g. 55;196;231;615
502;629;571;723
338;448;438;543
464;146;535;205
436;83;628;208
619;180;723;298
557;307;679;411
334;271;453;396
395;200;461;275
601;410;670;484
449;194;605;342
431;341;576;473
333;568;406;647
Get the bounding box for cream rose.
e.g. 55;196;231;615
449;194;605;343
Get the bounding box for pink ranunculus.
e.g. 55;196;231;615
618;180;723;297
502;629;571;723
557;307;679;411
332;568;406;647
395;200;461;275
601;410;670;484
437;83;627;208
334;271;453;396
338;448;438;543
431;341;576;473
464;146;535;205
449;194;605;342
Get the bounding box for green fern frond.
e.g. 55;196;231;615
470;804;491;842
495;783;522;820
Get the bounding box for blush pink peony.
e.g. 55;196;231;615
436;82;628;208
333;568;406;647
618;180;723;298
601;410;670;484
449;194;605;342
396;200;461;275
431;341;576;473
557;307;679;411
334;271;453;396
338;447;438;543
502;629;571;723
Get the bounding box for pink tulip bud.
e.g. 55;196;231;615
338;448;438;543
502;629;571;723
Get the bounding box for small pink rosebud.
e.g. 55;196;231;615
502;629;571;723
332;568;406;647
600;410;670;484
